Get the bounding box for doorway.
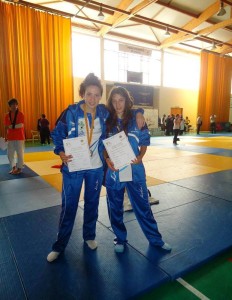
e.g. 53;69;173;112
171;107;183;116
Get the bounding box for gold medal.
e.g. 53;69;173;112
84;104;96;157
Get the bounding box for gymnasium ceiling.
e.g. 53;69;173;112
18;0;232;55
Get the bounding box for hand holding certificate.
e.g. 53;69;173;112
103;131;136;170
63;136;92;172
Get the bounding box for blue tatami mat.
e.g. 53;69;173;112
172;169;232;201
0;154;8;165
0;177;53;196
0;164;38;181
24;145;54;153
0;176;61;218
92;184;208;229
148;183;209;214
126;196;232;279
0;185;61;218
4;206;169;300
0;220;26;300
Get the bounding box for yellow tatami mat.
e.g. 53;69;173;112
185;137;232;149
41;174;165;200
151;136;232;150
41;174;62;192
26;160;61;176
41;173;107;200
144;154;232;182
24;151;58;162
24;135;232;199
144;147;200;160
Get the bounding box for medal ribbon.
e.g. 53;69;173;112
84;104;96;148
9;109;19;129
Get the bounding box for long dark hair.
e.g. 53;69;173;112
106;86;134;135
79;73;103;98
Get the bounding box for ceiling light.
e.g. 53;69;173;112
164;27;170;37
97;4;104;20
217;1;226;16
211;42;217;50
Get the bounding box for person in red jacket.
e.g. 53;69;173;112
4;98;25;174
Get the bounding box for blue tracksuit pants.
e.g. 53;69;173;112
106;180;164;246
52;166;103;252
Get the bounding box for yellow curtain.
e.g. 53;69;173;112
198;51;232;131
0;2;73;139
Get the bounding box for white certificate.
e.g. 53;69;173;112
119;165;132;182
63;136;92;172
103;131;136;170
0;137;8;151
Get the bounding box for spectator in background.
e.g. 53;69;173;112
196;115;202;135
210;114;216;134
38;114;50;145
37;117;41;131
179;116;185;135
173;114;181;145
170;114;174;135
165;115;173;136
184;116;191;132
4;98;25;175
158;116;161;129
161;114;166;131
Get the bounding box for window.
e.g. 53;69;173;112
71;32;200;90
163;51;200;89
104;40;161;85
127;71;143;83
72;32;101;78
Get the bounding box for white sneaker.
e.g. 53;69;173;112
161;243;172;251
85;240;98;250
47;251;60;262
149;196;159;205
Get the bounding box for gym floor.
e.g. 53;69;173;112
0;133;232;300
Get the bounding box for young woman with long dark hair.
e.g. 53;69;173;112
104;86;172;253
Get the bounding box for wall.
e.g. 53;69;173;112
159;86;199;129
73;77;199;128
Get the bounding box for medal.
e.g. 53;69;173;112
84;104;96;158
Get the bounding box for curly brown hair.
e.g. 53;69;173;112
106;86;134;135
79;73;103;98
